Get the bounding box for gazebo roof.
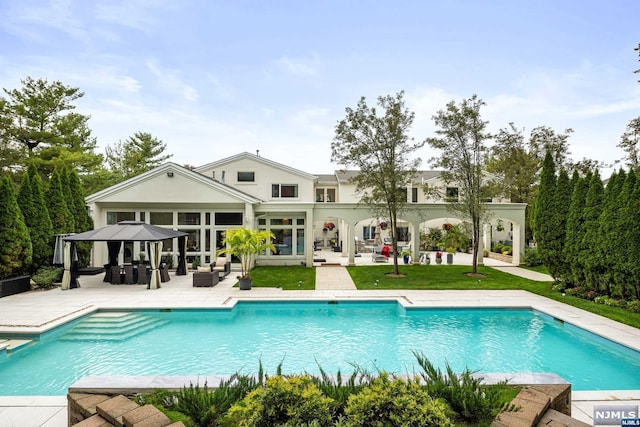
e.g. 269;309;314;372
63;221;188;242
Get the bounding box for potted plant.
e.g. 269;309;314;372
379;221;388;230
400;249;411;264
218;227;275;290
435;251;443;264
446;247;456;264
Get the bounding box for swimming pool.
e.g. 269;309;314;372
1;301;639;395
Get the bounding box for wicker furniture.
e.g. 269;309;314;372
211;257;231;277
192;271;219;287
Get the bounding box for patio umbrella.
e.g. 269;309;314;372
176;235;187;275
373;225;382;246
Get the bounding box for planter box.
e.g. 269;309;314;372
0;275;31;298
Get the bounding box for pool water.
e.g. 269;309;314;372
1;301;639;395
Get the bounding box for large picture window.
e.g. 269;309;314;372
106;211;134;225
178;212;200;225
150;212;173;225
215;212;243;225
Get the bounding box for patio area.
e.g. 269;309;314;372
0;258;639;426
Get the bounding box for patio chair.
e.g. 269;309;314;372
160;263;170;282
192;269;219;287
136;266;149;285
110;266;123;284
372;246;389;263
211;257;231;277
123;265;135;284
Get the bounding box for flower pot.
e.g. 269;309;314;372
436;258;442;265
239;277;252;290
446;253;453;264
403;256;409;264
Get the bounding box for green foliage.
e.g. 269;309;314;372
331;91;425;275
26;164;53;269
581;171;605;292
0;176;32;279
563;172;590;285
421;227;442;250
223;375;336;427
31;266;62;289
501;245;512;255
427;95;494;274
46;167;74;234
413;351;510;424
532;152;557;275
191;256;201;270
105;131;172;180
549;169;572;281
344;373;453;427
218;228;276;279
522;248;542;266
492;243;503;253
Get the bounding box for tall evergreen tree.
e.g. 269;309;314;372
59;166;76;232
532;152;557;276
17;169;42;272
47;167;74;234
548;169;572;281
614;169;637;297
564;173;591;286
69;168;93;266
624;176;640;299
596;171;622;296
580;171;604;292
0;176;32;279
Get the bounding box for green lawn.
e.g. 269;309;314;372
250;264;640;329
248;266;315;290
519;264;550;275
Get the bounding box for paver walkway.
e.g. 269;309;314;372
315;265;357;290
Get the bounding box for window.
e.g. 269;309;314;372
315;189;324;202
397;227;409;241
178;212;200;225
150;212;173;225
399;187;408;202
412;188;418;203
106;211;135;225
272;184;298;198
237;171;255;182
315;188;336;202
215;212;243;225
363;226;376;240
445;187;459;201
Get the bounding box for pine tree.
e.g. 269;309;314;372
580;171;604;292
47;167;74;234
564;173;590;286
533;152;557;277
0;176;32;279
29;164;54;267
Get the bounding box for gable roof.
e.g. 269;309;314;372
86;162;262;204
194;151;318;181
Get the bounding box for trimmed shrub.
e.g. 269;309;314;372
0;176;32;280
492;243;503;253
501;245;512;255
523;248;543;266
223;375;336;427
344;373;453;427
32;266;63;289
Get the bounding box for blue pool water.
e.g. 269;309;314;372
1;301;639;395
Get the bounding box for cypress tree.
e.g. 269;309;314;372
596;171;622;296
29;164;54;267
47;168;74;234
59;166;76;232
533;152;557;277
625;176;640;299
581;171;604;292
0;176;32;279
549;169;572;282
69;168;93;266
564;173;590;286
614;169;637;297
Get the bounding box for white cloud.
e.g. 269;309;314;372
0;0;87;41
274;54;321;77
146;59;199;102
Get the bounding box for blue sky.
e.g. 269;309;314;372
1;0;638;175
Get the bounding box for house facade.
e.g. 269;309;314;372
85;152;526;268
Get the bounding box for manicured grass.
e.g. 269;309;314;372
249;266;315;290
347;264;640;329
519;264;549;275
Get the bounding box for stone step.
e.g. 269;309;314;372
62;313;168;342
0;339;33;352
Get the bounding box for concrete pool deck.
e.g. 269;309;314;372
0;252;639;426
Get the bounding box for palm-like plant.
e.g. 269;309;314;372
218;228;275;280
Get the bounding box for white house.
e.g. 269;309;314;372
85;152;526;268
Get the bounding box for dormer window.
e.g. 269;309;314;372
446;187;459;201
